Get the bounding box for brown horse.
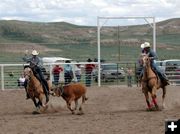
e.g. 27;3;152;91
141;55;167;111
52;83;88;115
24;67;51;113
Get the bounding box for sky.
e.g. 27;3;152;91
0;0;180;26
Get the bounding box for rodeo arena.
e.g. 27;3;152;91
0;17;180;134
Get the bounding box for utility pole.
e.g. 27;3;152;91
118;25;120;61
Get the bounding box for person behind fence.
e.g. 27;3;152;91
139;42;169;85
127;67;133;87
22;50;49;101
17;73;25;87
75;64;82;82
52;65;63;86
85;58;95;87
64;60;74;85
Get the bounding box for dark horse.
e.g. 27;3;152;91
141;54;167;111
24;67;52;113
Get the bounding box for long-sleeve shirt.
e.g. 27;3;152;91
22;56;43;68
64;64;72;73
143;49;158;64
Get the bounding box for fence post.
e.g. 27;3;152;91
1;65;4;90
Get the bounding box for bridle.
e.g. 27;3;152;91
142;55;157;82
24;68;32;81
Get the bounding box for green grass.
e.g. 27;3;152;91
157;34;180;46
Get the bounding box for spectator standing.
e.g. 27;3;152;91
52;65;63;86
64;60;74;85
18;73;25;88
75;64;82;82
127;67;133;87
85;58;95;87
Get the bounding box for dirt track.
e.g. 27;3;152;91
0;85;180;134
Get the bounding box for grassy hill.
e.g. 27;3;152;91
0;18;180;63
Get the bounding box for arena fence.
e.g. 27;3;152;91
0;62;179;90
165;67;180;86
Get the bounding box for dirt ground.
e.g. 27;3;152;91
0;85;180;134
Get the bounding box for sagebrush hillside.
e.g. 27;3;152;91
0;18;180;63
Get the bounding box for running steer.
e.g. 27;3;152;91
52;83;88;114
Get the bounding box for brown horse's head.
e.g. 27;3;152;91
24;67;33;80
141;54;151;68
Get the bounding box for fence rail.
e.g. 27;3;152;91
0;62;179;90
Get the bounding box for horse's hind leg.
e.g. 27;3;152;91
39;93;47;107
162;87;166;109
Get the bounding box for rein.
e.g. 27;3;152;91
25;70;42;90
142;58;158;83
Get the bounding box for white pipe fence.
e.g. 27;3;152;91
0;62;179;90
0;62;99;90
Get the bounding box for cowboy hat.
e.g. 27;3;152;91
140;42;151;49
31;50;39;55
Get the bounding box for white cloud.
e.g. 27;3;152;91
0;0;180;25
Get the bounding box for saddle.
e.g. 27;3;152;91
31;66;49;93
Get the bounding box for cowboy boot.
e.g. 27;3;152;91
42;84;49;103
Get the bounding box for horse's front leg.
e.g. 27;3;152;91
32;98;38;108
32;98;40;114
144;90;151;110
151;87;159;110
162;87;166;109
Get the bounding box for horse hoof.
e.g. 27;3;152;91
42;103;48;108
77;111;84;115
32;111;40;114
146;107;155;111
155;105;160;111
162;106;166;110
146;108;152;111
146;106;160;111
42;105;48;111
